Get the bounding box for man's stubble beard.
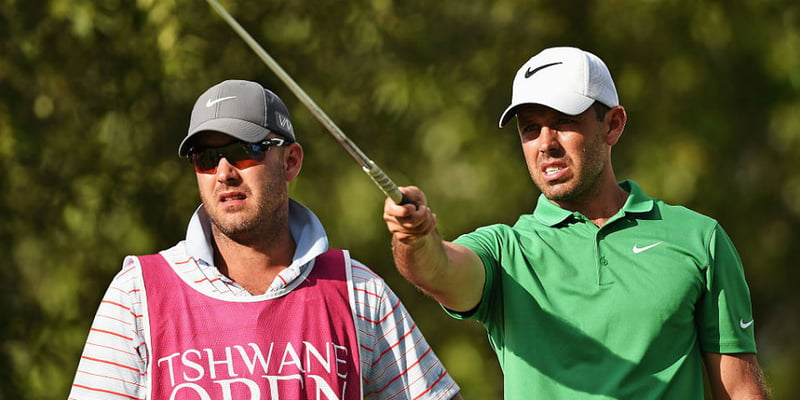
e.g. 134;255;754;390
533;135;609;204
204;173;289;247
211;191;288;247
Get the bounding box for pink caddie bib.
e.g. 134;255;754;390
138;249;361;400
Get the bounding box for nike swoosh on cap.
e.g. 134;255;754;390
525;62;563;78
206;96;237;107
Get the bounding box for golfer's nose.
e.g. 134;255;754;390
538;126;560;153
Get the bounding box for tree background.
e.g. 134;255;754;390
1;0;798;398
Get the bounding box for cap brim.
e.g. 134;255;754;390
178;118;271;156
497;92;595;128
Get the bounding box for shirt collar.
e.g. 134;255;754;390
184;198;329;268
533;179;654;226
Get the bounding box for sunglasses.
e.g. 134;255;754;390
188;138;290;174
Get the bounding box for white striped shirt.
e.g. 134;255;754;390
69;200;459;400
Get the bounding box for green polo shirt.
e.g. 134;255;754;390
451;180;756;399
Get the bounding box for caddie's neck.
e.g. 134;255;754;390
211;221;296;295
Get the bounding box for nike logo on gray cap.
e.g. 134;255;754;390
206;96;237;107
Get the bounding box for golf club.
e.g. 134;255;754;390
205;0;410;205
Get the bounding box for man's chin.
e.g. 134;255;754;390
541;184;578;202
211;216;259;239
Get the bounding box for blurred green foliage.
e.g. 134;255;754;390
1;0;798;398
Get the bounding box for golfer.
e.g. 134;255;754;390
383;47;770;399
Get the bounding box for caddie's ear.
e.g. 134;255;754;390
284;142;303;182
605;106;627;146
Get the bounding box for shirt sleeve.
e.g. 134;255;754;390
68;257;149;400
351;261;460;400
450;226;504;325
696;224;758;354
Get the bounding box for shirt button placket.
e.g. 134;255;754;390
596;229;614;286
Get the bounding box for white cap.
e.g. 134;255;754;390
498;47;619;127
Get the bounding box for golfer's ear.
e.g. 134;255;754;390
284;142;303;182
605;106;627;146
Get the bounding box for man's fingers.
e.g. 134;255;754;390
382;186;437;242
384;186;426;217
384;205;437;242
398;186;426;206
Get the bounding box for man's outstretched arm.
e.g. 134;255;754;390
383;186;485;313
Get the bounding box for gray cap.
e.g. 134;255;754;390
178;80;296;156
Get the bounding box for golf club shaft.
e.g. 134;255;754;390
206;0;408;204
